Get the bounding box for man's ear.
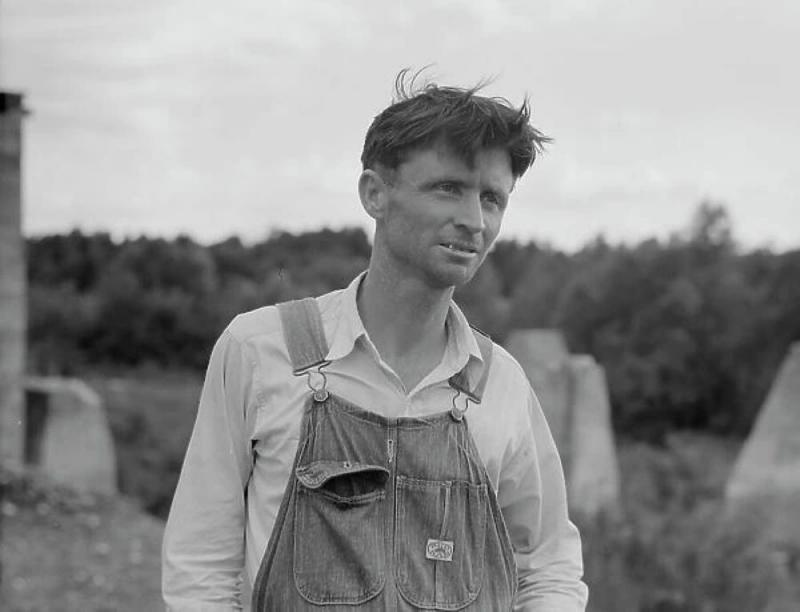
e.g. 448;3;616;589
359;169;390;220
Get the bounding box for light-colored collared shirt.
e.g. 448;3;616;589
162;273;588;611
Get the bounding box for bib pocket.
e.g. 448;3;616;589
293;460;388;605
395;475;488;610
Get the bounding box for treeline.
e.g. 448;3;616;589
26;203;799;440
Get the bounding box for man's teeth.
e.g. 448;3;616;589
445;243;474;253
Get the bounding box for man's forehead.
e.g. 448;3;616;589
400;140;512;174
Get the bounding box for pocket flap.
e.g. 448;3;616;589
296;460;389;490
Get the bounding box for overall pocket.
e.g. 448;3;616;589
293;460;389;605
395;475;488;610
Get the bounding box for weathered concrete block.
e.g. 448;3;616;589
567;355;621;518
0;379;24;466
505;330;571;450
505;330;621;519
24;377;117;494
0;92;26;468
726;342;800;542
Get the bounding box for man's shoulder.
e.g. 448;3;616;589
485;340;532;392
478;341;553;440
226;303;282;345
225;287;345;345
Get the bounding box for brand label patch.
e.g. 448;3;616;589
425;538;454;561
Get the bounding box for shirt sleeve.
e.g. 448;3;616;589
162;327;255;611
499;387;589;611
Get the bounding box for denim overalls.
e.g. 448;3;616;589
251;298;517;610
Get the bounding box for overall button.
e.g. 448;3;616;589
450;406;465;421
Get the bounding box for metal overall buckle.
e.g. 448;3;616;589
303;361;330;403
450;391;469;421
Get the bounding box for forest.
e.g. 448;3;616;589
25;201;800;442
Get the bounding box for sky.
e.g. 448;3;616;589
1;0;798;252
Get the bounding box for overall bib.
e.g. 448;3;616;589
251;298;517;610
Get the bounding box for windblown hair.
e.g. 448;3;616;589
361;69;551;180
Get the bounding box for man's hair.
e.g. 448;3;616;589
361;69;551;180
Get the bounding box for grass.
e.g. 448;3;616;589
580;433;800;611
85;371;203;519
0;468;164;612
0;373;199;611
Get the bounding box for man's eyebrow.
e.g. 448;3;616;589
419;174;511;193
482;180;512;195
420;176;470;188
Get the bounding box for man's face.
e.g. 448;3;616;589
376;142;515;289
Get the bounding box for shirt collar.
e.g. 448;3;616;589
326;272;485;376
326;272;369;362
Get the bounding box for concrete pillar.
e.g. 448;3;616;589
566;355;621;518
0;92;27;468
505;330;622;519
505;329;571;453
24;377;117;494
726;342;800;542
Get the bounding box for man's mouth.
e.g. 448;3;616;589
440;241;479;255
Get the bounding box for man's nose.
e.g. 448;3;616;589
455;193;485;234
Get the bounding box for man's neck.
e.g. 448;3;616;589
357;268;452;391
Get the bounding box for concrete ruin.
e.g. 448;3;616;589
566;355;621;519
0;91;117;493
1;92;27;468
504;330;571;454
24;377;117;494
505;329;621;518
725;342;800;542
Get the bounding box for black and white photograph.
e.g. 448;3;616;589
1;1;798;610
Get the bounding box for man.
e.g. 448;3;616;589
163;72;588;610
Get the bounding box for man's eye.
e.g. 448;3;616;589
436;183;459;194
482;192;503;208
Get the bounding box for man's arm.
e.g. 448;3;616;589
499;388;589;611
162;326;255;611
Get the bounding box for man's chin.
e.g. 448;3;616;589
425;265;478;290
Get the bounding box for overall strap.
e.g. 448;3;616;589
448;327;494;403
277;297;330;374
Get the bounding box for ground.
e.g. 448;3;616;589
0;468;164;612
